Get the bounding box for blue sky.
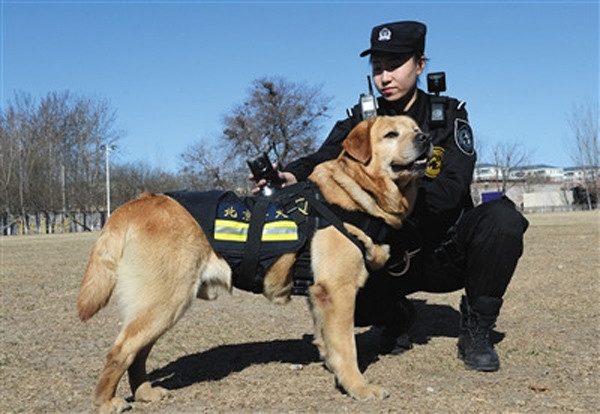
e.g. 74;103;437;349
2;1;598;172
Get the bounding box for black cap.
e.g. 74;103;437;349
360;21;427;57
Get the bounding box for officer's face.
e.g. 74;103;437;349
371;53;425;103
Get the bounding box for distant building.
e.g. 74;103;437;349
510;165;564;182
472;164;599;212
562;166;599;184
473;164;599;184
473;164;503;182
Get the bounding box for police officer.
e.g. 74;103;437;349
260;21;529;372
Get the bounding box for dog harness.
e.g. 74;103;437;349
167;182;396;296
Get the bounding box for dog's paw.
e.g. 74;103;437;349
98;397;131;414
367;244;390;270
134;382;169;402
349;383;390;401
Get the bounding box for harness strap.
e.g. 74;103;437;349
301;189;367;258
289;185;369;296
237;183;371;294
291;247;313;296
238;197;270;293
326;204;390;245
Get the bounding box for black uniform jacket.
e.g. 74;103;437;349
284;88;477;254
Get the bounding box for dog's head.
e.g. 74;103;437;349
342;115;432;185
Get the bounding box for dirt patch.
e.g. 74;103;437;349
1;210;598;413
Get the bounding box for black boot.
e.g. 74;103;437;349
380;296;416;355
457;295;503;372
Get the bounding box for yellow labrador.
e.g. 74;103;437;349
78;115;431;413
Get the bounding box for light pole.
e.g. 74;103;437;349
100;144;117;217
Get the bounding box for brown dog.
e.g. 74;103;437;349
78;115;431;413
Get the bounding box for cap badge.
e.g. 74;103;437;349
378;27;392;42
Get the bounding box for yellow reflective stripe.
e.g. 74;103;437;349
214;219;298;242
263;221;297;229
262;221;298;241
214;219;248;241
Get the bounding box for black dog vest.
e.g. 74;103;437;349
167;182;393;295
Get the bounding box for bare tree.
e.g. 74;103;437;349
0;93;40;216
0;110;17;213
566;99;599;209
223;77;330;164
0;91;121;214
180;142;246;191
181;76;331;193
110;162;183;207
490;141;531;194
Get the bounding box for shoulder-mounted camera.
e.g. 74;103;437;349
427;72;447;127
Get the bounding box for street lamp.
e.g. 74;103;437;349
100;144;117;217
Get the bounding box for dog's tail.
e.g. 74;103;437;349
77;213;127;322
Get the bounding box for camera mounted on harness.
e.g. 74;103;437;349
247;151;284;197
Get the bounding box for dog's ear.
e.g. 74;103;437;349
342;118;375;164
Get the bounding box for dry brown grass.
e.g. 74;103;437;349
1;210;598;413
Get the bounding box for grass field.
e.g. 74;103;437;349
1;210;598;413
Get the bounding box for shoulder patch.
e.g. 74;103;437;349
454;118;475;156
425;146;445;178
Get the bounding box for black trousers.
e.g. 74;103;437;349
354;197;529;328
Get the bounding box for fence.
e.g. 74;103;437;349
1;211;107;236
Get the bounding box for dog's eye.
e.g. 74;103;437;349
384;131;399;139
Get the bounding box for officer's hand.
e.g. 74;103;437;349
250;163;298;194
